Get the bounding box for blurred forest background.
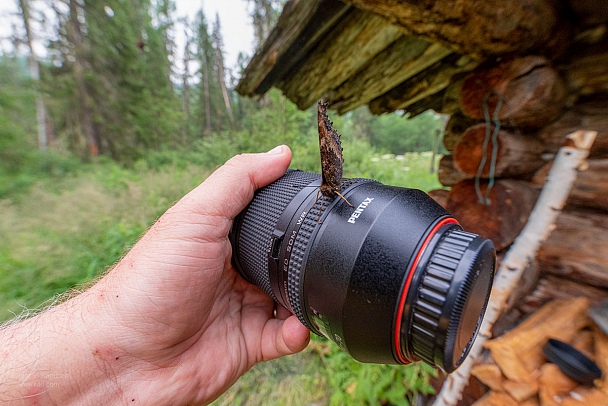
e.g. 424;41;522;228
1;0;445;404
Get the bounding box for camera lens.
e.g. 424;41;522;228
230;170;495;372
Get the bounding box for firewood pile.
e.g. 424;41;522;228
471;298;608;405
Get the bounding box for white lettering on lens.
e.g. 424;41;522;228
348;198;374;224
286;230;297;253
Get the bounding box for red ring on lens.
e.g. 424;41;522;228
393;217;459;364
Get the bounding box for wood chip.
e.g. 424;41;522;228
472;364;505;392
502;380;539;402
472;391;518;406
485;298;590;382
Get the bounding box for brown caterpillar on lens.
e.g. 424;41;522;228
315;101;353;222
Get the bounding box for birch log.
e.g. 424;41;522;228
433;130;597;406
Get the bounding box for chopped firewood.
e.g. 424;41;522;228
593;326;608;394
571;329;595;359
472;391;518;406
561;386;608;405
502;380;539;402
471;364;505;392
538;363;579;405
485;298;591;382
520;399;541;406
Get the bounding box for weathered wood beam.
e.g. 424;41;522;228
519;275;608;314
460;56;567;129
565;48;608;97
443;112;477;152
533;159;608;213
539;99;608;158
401;89;445;117
368;53;478;114
537;209;608;289
341;0;566;59
236;0;350;96
326;38;451;114
278;9;402;110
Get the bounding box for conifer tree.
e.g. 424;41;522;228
212;14;235;128
17;0;48;150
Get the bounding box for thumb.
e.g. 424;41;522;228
261;315;310;362
179;145;292;220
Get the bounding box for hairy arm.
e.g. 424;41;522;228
0;146;310;405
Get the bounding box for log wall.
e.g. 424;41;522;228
428;36;608;406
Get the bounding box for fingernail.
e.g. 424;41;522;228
267;145;284;155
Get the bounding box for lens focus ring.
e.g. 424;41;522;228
233;171;319;302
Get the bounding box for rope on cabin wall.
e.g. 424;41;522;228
475;92;503;205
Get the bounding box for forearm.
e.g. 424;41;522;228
0;289;125;405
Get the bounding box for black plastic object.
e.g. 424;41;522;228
543;338;603;385
230;170;496;372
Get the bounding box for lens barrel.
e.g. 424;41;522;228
230;170;495;372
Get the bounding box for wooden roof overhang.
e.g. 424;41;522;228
236;0;564;116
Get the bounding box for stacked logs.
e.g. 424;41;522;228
430;50;608;404
434;54;608;300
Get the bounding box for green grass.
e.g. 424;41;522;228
0;146;441;405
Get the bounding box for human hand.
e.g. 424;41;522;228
0;146;310;405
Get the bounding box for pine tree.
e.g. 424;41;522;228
193;8;216;136
248;0;283;48
45;0;181;161
17;0;48;150
212;13;235;128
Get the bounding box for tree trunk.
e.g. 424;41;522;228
437;155;467;187
453;123;545;179
68;0;98;157
181;19;192;142
519;274;608;315
341;0;566;58
537;209;608;289
533;159;608;212
427;188;449;209
460;56;567;128
201;52;212;137
18;0;47;151
446;179;540;251
538;100;608;158
213;16;235;128
442;112;477;152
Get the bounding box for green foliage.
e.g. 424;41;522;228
305;336;437;406
368;110;444;154
0;57;36;172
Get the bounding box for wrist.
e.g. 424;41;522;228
0;288;128;405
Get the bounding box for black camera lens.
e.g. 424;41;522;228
230;170;495;372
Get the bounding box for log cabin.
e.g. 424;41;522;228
237;0;608;404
